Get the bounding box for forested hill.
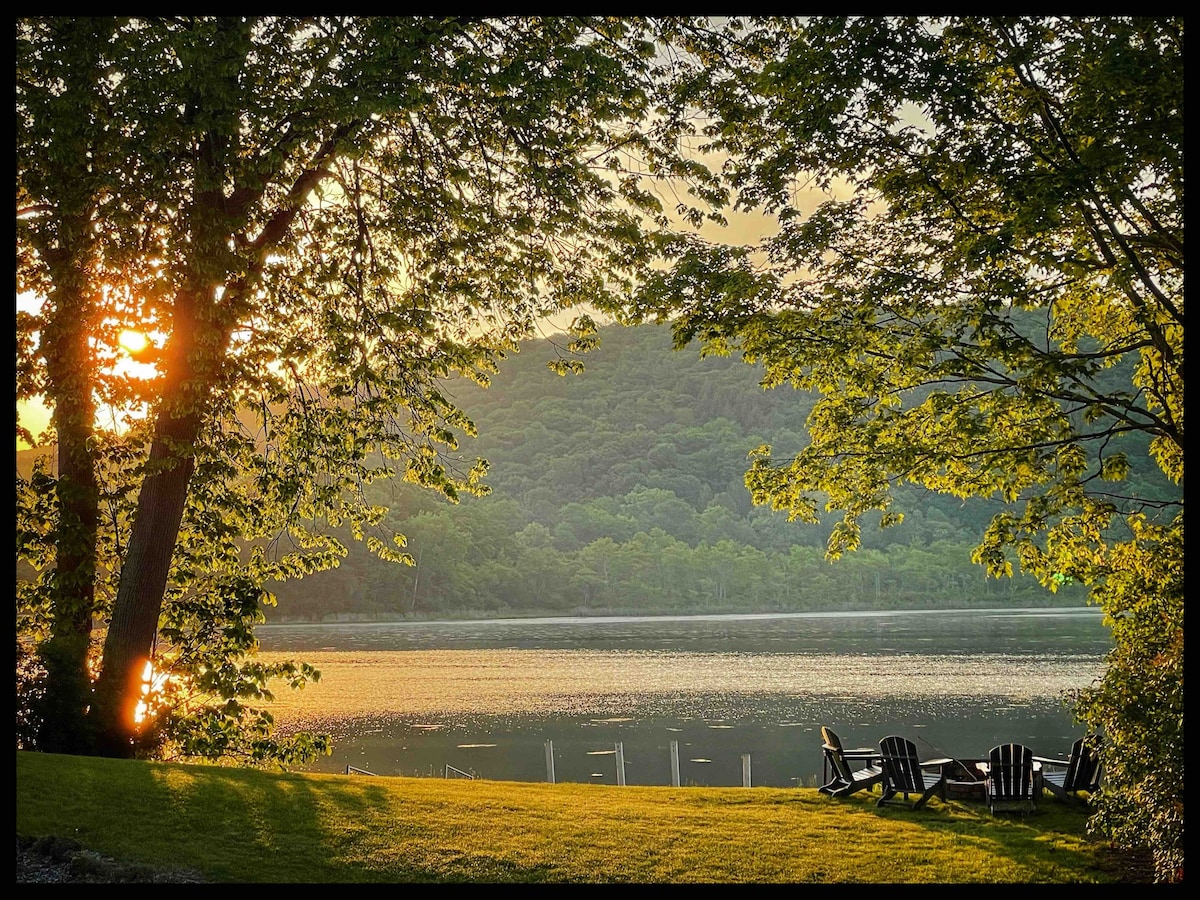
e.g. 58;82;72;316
267;321;1151;621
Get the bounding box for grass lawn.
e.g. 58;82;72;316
17;750;1127;883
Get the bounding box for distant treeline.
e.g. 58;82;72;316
265;321;1181;621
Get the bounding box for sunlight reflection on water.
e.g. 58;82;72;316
255;609;1109;786
258;648;1104;726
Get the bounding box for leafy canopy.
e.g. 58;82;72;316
634;16;1182;580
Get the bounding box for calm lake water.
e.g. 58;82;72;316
256;607;1110;789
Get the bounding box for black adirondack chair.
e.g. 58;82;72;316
818;726;884;798
875;735;951;810
981;742;1038;814
1034;735;1102;802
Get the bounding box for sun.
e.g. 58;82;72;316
118;329;150;354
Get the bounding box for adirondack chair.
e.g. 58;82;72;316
981;742;1038;814
875;735;951;809
1034;735;1102;802
818;726;884;798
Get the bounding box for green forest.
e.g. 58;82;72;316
17;318;1174;624
262;322;1171;622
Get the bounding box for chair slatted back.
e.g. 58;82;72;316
1061;737;1084;790
821;726;853;782
878;735;924;792
1065;735;1102;792
987;743;1034;801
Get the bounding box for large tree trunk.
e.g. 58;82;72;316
35;238;101;754
36;331;99;754
24;18;112;754
90;411;202;757
22;17;125;756
89;286;213;758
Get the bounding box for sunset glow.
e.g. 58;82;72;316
118;329;150;354
132;659;170;726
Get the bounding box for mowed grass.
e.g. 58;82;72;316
17;750;1118;883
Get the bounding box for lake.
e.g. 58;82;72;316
256;607;1109;789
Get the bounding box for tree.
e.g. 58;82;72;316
633;16;1183;881
17;17;726;761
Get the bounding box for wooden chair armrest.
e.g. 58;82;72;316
1032;756;1068;767
842;749;878;760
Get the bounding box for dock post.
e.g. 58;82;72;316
545;740;555;784
670;740;680;787
615;741;626;786
742;753;752;788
